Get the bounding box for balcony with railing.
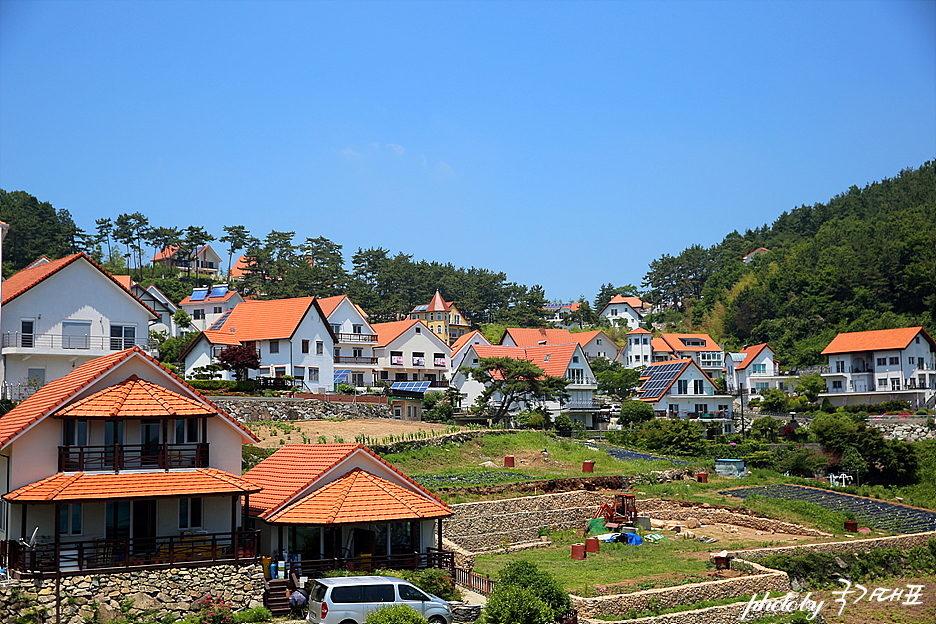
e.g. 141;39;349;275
58;443;209;472
1;529;258;578
564;399;602;412
2;332;155;354
285;548;454;578
564;376;598;388
336;333;378;343
334;355;378;365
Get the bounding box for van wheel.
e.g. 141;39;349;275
338;620;358;624
428;617;447;624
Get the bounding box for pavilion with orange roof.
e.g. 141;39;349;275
0;347;260;578
242;444;454;575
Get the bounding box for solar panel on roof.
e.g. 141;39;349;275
190;289;208;302
334;369;352;383
209;310;233;330
390;381;431;393
639;362;686;399
413;305;428;312
209;285;228;298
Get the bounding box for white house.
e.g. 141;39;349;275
724;343;796;396
372;319;451;386
499;327;617;363
152;244;223;278
742;247;770;264
636;358;734;433
0;347;260;578
317;295;379;388
452;342;599;428
1;253;159;400
621;333;724;379
618;328;653;367
541;302;581;328
114;275;181;338
178;285;245;333
597;295;648;330
449;330;492;376
180;296;335;391
819;327;936;409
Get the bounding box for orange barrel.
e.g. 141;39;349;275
571;543;587;560
844;520;858;532
697;472;708;483
504;455;515;468
582;460;595;473
585;537;600;553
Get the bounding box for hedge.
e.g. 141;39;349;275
185;379;256;392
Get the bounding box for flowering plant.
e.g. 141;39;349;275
195;595;233;624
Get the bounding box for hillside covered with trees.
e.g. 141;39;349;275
641;161;936;366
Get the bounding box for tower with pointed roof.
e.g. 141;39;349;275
408;291;472;346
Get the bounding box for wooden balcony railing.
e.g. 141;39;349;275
286;548;454;578
2;530;259;577
58;443;209;472
336;333;378;343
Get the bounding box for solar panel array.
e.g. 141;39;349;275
412;305;428;312
209;285;228;298
390;381;431;393
190;288;208;302
639;362;685;399
334;369;352;383
209;310;233;330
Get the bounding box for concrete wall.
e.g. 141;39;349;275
0;563;265;624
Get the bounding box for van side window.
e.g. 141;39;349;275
331;586;361;603
398;585;427;601
363;585;395;602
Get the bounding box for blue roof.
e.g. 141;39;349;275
390;381;431;394
334;369;352;383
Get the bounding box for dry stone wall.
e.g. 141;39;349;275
572;559;789;621
212;396;391;422
638;499;829;537
444;490;608;552
723;529;936;561
867;417;935;442
0;563;265;624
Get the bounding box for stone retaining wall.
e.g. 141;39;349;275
867;417;935;442
638;499;829;537
444;491;608;552
723;529;936;562
0;563;265;624
572;559;788;621
212;396;392;422
579;594;826;624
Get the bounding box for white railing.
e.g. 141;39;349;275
2;332;154;352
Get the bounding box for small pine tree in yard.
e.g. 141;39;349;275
365;604;428;624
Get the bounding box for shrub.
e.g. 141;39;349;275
365;604;428;624
619;401;655;427
495;560;571;621
186;379;256;393
483;584;552;624
553;413;573;434
194;595;234;624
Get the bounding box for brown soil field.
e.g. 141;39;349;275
249;417;460;448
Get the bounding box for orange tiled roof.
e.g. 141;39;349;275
628;328;651;335
208;296;327;342
244;444;448;520
231;255;250;279
658;333;722;353
651;337;673;353
201;329;243;346
265;468;451;524
572;330;616;349
1;253;158;318
450;330;491;355
55;375;216;418
152;244;213;263
605;295;646;310
499;327;574;347
0;347;258;450
821;327;934;355
113;274;134;288
371;319;441;348
734;343;774;371
4;469;260;503
470;343;580;378
316;295;347;318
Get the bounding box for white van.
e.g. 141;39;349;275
305;575;454;624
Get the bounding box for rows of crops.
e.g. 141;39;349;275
722;484;936;533
581;440;689;465
413;471;535;488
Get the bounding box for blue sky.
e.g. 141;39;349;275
1;0;934;303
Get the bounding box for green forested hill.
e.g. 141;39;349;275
643;161;936;366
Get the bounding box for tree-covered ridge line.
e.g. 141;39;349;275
641;161;936;366
0;190;549;328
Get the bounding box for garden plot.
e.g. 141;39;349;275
722;484;936;533
579;440;689;465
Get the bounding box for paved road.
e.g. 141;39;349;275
721;484;936;533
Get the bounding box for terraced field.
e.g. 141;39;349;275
722;484;936;533
581;440;689;465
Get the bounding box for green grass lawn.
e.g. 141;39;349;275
471;528;793;597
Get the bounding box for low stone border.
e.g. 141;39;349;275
638;498;830;537
722;529;936;561
571;559;788;621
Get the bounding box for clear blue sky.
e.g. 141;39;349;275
2;0;934;303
